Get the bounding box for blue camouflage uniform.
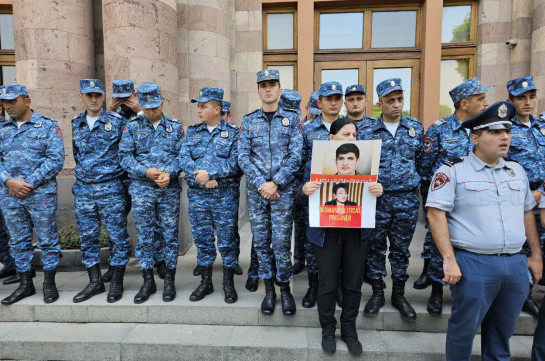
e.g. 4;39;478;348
345;84;375;130
0;210;14;272
358;78;424;282
238;69;303;283
180;87;242;269
119;82;183;270
0;84;64;272
303;91;321;125
72;79;130;269
420;78;493;282
505;76;545;257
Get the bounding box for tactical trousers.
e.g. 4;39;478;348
0;211;14;270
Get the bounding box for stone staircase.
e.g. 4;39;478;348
0;221;541;360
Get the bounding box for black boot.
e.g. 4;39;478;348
134;269;156;304
155;261;167;280
234;264;243;276
261;278;276;315
0;266;15;279
190;266;213;302
73;264;105;303
279;281;296;317
302;272;318;308
223;267;238;304
292;262;305;275
245;277;258;292
3;268;36;285
426;281;443;316
413;259;431;289
1;270;36;305
364;279;385;316
163;268;176;302
193;265;202;276
102;265;114;283
522;285;540;318
107;266;125;303
43;269;59;304
392;281;416;321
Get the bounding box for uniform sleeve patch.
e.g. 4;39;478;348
54;125;63;139
431;172;449;191
423;135;435;153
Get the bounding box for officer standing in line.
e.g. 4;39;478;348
344;84;374;129
533;194;545;360
359;78;423;321
0;84;64;305
418;78;492;315
71;79;131;304
180;87;241;304
238;69;302;316
119;82;184;303
302;91;321;124
427;101;542;361
505;76;545;318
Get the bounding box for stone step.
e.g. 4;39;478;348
0;322;535;361
0;287;538;336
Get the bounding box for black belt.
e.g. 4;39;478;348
454;247;523;257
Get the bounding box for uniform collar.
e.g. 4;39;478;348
374;115;410;131
446;113;464;131
512;114;537;128
468;151;506;171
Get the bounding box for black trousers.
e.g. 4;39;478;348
314;228;367;337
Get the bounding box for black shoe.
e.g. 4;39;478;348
223;267;238;304
341;336;362;356
134;269;156;304
73;264;105;303
522;293;540;318
155;261;167;280
321;335;336;354
1;271;36;305
292;262;305;275
190;266;214;302
245;277;258;292
302;273;318;308
233;264;243;276
426;281;443;316
261;278;276;315
413;259;431;290
279;281;296;317
193;265;202;277
107;266;125;303
102;265;114;283
3;268;36;285
43;269;59;304
392;281;416;321
163;268;176;302
364;279;385;316
0;266;15;279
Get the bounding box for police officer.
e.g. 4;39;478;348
303;91;321;124
0;84;64;304
533;193;545;359
180;87;241;304
109;79;143;121
359;78;423;321
505;76;545;318
238;69;303;316
71;79;131;304
119;82;184;303
344;84;374;129
419;77;492;315
427;101;543;361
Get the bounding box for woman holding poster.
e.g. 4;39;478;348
300;118;383;356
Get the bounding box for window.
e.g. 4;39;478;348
263;8;297;89
371;11;417;48
0;5;15;85
440;1;477;117
319;13;363;49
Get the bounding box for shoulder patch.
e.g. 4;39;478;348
244;109;259;118
167;117;180;123
108;111;123;119
423;135;435;153
432;118;447;127
443;157;464;167
431;172;450;191
226;122;238;129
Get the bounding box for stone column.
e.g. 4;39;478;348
531;0;545;112
509;0;532;78
476;0;512;101
177;0;232;127
103;0;179;119
12;0;95;168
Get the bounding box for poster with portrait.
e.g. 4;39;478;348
309;140;382;228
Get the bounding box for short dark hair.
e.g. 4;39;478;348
454;94;475;110
330;117;356;136
332;183;349;195
208;100;222;109
336;143;360;159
